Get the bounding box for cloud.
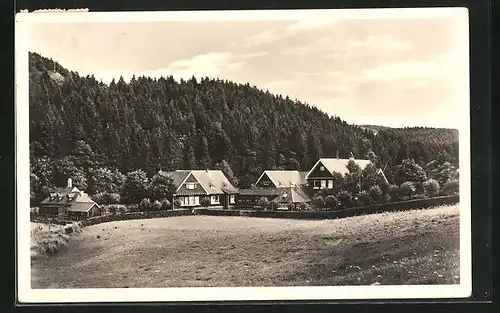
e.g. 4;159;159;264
97;51;270;83
242;30;284;47
284;19;337;32
355;53;460;83
328;35;413;61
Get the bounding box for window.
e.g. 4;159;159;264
186;183;196;190
320;166;325;171
211;195;220;204
179;197;185;206
230;195;236;204
313;180;321;189
262;181;270;186
327;180;333;189
185;196;199;206
321;180;327;189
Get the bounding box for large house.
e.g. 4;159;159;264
161;169;239;209
305;157;372;190
38;178;102;220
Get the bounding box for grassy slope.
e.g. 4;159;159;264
31;204;460;288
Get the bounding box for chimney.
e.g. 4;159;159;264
336;150;339;160
67;177;72;188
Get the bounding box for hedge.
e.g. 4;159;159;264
30;195;459;227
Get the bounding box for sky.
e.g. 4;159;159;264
25;9;469;128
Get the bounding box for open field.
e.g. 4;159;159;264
31;204;460;288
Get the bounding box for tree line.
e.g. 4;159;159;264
29;52;460;205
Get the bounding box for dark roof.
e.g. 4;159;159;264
39;187;81;206
256;170;308;187
67;202;98;213
159;170;191;187
272;186;312;204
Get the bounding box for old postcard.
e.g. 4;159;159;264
16;8;471;303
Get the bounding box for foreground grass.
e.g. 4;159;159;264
31;204;459;288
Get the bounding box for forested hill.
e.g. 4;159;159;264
28;52;459;188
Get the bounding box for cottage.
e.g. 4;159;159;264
38;178;102;220
162;170;238;209
305;157;372;190
254;170;308;188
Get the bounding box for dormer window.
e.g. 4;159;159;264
186;183;196;190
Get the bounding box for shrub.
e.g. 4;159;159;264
356;190;371;206
423;178;441;197
152;200;162;211
297;202;312;211
256;196;269;209
324;195;340;210
311;195;325;209
442;179;459;195
400;181;416;200
337;190;353;208
139;198;152;211
160;199;171;210
199;197;211;209
368;185;383;203
286;203;295;211
387;184;401;201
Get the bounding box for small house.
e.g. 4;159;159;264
38;178;102;220
305;157;371;190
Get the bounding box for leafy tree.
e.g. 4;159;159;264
148;172;176;201
423;179;440;198
30;173;40;206
160;199;172;210
152;200;162;211
121;170;149;204
394;158;428;186
87;167;122;195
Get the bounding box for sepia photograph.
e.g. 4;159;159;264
16;8;471;302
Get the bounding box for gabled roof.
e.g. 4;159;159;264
305;158;371;178
255;170;308;187
272;186;312;204
67;202;99;213
165;170;237;195
238;187;282;196
39;187;80;205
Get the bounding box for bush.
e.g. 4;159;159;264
368;185;383;204
199;197;211;209
139;198;152;211
337;190;353;208
324;195;340;210
387;184;401;201
160;199;172;210
297;202;312;211
311;195;325;209
423;178;441;197
286;203;295;211
152;200;162;211
356;190;371;206
442;179;459;195
400;181;416;200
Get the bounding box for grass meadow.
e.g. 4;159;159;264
31;204;460;288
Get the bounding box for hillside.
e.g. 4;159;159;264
28;52;459;188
